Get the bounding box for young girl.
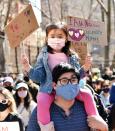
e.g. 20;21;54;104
21;23;98;131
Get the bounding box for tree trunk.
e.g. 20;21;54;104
0;36;5;73
112;0;115;31
15;47;19;73
47;0;53;22
60;0;63;20
101;0;105;22
104;0;111;67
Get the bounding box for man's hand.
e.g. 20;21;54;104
87;115;108;131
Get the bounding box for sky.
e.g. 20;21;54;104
29;0;41;24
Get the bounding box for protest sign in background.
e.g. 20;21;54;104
67;16;107;45
4;4;39;48
71;42;88;65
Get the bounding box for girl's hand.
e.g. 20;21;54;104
87;115;108;131
83;54;92;72
21;54;31;72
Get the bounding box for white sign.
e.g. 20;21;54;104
0;122;20;131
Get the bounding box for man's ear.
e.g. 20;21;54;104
52;82;57;90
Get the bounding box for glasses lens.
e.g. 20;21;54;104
60;78;68;85
71;77;78;84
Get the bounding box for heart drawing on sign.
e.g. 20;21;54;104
79;29;84;35
68;31;74;36
68;28;85;41
75;33;79;38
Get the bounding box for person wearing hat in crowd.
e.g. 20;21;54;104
14;82;37;131
23;75;38;103
0;87;24;131
3;76;14;93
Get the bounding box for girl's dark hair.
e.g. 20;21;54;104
52;62;80;83
14;90;32;110
45;23;71;55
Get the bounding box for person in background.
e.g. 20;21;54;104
27;63;108;131
100;80;111;108
102;67;113;81
0;87;24;131
15;74;38;103
93;78;104;95
23;75;38;103
85;78;108;121
3;76;14;93
14;82;37;130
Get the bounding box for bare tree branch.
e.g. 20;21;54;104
27;0;51;20
96;0;108;14
4;0;13;27
112;0;115;31
88;2;99;19
47;0;53;22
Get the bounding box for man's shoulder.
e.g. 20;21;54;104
27;107;40;131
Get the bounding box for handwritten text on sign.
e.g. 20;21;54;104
0;122;20;131
67;16;107;45
4;4;39;48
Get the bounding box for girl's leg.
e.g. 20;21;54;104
76;89;99;116
37;92;54;124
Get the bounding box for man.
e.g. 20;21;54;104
27;63;108;131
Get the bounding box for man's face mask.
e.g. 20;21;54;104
55;83;80;100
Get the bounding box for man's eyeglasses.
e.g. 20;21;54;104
58;76;78;86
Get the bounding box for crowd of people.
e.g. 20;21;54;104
0;75;37;131
0;64;114;131
0;22;115;131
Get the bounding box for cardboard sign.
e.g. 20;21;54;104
0;122;20;131
71;42;88;65
4;4;39;48
67;16;107;45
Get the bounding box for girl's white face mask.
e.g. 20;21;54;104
47;38;65;51
18;90;28;98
